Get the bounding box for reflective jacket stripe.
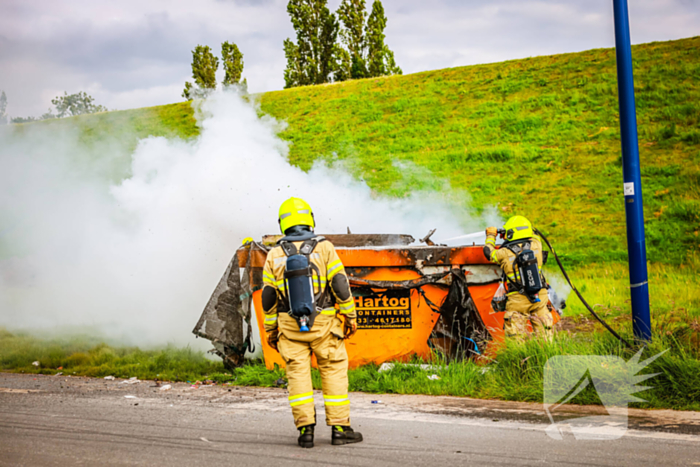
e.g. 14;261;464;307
339;301;356;315
264;315;278;324
327;260;343;279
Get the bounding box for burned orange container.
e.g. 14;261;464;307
193;234;560;370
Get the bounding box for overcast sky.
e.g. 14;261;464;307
1;0;699;118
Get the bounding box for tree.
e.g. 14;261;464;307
337;0;367;80
222;41;245;86
365;1;401;77
51;91;107;118
182;45;219;100
0;91;7;125
283;0;340;88
333;0;401;82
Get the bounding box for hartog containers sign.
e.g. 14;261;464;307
354;290;412;329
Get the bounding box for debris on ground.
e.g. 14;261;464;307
371;400;383;404
427;374;441;381
120;377;141;385
274;378;287;387
160;384;172;391
32;361;40;367
378;363;445;373
124;395;137;399
104;376;115;380
54;372;63;376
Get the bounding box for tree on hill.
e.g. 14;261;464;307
51;91;107;117
335;0;400;81
183;45;219;100
222;41;246;87
337;0;367;80
283;0;340;88
365;0;401;77
0;91;7;124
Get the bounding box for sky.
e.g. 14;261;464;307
1;0;699;118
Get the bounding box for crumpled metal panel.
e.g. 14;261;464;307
192;242;268;367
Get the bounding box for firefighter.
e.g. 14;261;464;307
262;197;363;448
483;215;553;339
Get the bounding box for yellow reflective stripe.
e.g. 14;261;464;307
485;237;496;246
323;394;349;406
263;270;275;281
323;394;348;400
290;398;314;407
320;308;336;315
327;260;343;278
339;302;355;314
490;251;498;262
324;400;350;406
263;278;275;286
264;315;278;324
289;391;314;401
289;392;314;406
276;280;286;291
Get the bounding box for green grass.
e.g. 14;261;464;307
258;37;700;266
0;328;223;382
3;326;698;411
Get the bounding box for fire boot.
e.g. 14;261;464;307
298;424;315;448
331;425;363;445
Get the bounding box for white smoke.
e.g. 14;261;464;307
0;90;499;347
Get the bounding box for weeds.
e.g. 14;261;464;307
3;327;697;411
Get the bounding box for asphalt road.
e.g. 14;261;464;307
1;373;698;466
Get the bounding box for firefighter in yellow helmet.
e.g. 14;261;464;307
262;197;362;448
483;215;553;339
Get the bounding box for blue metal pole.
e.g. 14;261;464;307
612;0;652;341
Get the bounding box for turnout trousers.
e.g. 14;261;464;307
277;314;350;428
503;288;553;339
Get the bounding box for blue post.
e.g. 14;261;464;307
612;0;652;341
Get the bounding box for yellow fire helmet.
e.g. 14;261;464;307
278;197;315;233
503;215;534;241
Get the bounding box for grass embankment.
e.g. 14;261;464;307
3;37;699;408
3;327;698;411
12;37;699;267
8;37;698;323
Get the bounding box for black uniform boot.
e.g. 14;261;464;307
331;425;363;445
298;424;315;448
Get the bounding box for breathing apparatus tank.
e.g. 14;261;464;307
280;238;324;332
516;248;543;303
285;253;315;331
